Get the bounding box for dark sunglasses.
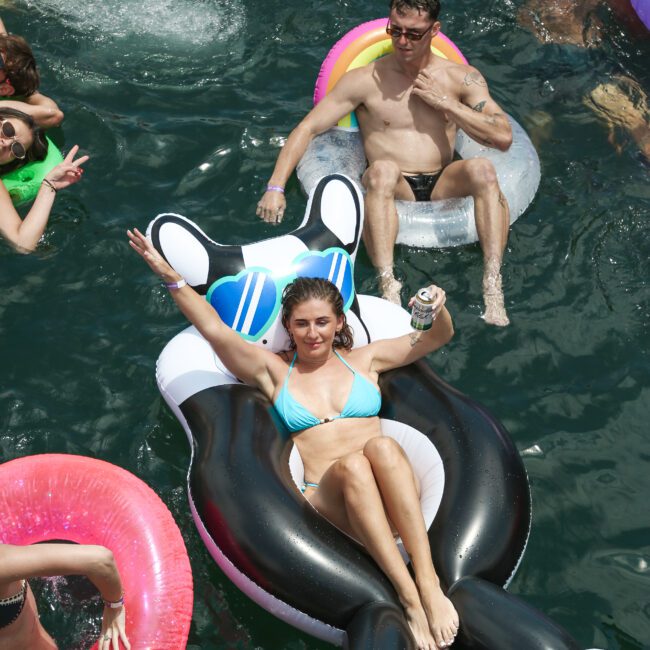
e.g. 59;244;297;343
0;119;26;160
386;21;433;42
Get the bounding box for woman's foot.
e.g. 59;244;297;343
403;599;438;650
418;582;459;648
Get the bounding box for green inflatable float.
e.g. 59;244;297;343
1;136;63;206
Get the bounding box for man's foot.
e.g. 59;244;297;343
418;582;459;648
481;260;510;327
378;269;402;305
482;289;510;326
403;600;438;650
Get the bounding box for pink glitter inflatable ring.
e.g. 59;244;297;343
0;454;193;650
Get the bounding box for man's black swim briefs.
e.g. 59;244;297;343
403;171;443;202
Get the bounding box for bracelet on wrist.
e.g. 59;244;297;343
266;184;284;194
165;278;187;291
42;179;58;193
102;594;124;609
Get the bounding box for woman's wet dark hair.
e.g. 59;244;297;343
281;277;354;351
0;107;48;175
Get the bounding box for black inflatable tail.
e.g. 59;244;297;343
344;602;416;650
180;384;409;633
449;576;582;650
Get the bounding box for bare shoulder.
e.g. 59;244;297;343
259;349;293;390
427;58;487;91
457;64;490;88
338;63;375;89
427;57;485;83
346;343;388;376
338;345;375;371
271;349;293;370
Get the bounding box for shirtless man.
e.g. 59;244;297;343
0;15;64;129
257;0;513;326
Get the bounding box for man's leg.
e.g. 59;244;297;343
362;161;416;304
430;158;510;326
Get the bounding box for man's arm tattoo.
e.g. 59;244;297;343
463;71;487;87
472;100;486;112
409;332;422;348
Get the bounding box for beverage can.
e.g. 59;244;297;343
411;288;434;331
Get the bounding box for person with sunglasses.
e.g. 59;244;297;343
0;108;88;252
0;14;64;130
129;224;459;649
257;0;514;327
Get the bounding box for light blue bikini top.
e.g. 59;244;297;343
274;350;382;433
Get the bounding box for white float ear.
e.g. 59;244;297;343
319;176;363;249
147;213;219;287
297;174;364;254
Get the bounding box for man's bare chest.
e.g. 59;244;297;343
359;90;447;131
359;70;457;131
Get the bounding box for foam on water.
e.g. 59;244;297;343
22;0;245;47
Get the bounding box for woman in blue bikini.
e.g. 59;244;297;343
129;227;459;650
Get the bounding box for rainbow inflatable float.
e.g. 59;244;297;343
297;19;541;248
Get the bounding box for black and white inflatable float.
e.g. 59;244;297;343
148;175;585;649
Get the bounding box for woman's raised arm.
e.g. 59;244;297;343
367;284;454;375
0;145;87;252
127;228;277;395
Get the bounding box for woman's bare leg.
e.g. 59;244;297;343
363;437;459;648
309;452;438;650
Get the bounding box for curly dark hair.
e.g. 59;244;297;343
281;277;354;351
389;0;441;21
0;107;48;174
0;34;40;97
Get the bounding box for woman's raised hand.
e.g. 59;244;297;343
127;227;179;282
408;284;447;319
43;145;89;191
98;603;130;650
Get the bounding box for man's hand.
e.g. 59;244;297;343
412;69;450;112
256;189;286;224
412;65;513;151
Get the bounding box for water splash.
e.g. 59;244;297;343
22;0;245;48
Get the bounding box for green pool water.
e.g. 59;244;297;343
1;0;648;648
